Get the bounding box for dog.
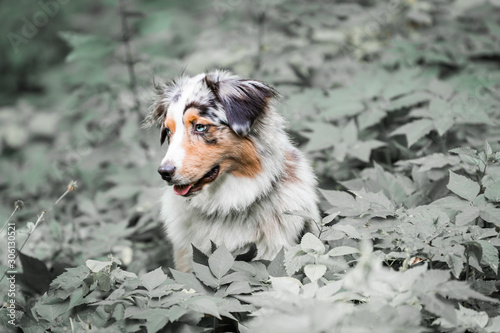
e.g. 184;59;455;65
144;70;319;272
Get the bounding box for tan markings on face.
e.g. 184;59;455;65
178;108;262;181
282;150;299;182
164;115;176;135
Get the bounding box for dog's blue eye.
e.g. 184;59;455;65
195;124;207;133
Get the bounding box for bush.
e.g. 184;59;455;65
1;0;500;332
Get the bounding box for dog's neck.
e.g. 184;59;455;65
186;110;289;216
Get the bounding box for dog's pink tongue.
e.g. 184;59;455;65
174;184;192;196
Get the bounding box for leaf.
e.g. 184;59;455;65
270;277;302;295
322;211;340;225
484;141;493;158
374;163;413;204
96;272;111;292
322;99;364;119
304;264;327;282
332;224;362;239
390;119;434;147
320;189;366;216
112;303;125;321
484;181;500;202
342;120;358;146
19;252;52;294
165;305;187;323
170;269;206;292
86;260;112;273
58;32;116;62
302;122;340;152
284;245;313;275
475;240;499;273
398;153;460;172
51;266;89;290
447;171;480;201
186;297;221;319
449;147;481;166
349;140;386;162
220;271;252;286
327;246;360;257
357;107;386;130
127;308;169;333
224;281;252;296
192;245;209;266
34;301;70;323
267;248;287;277
300;233;325;255
446;253;464;279
386;91;431;111
455;206;480;226
480;206;500;227
428;98;454;136
350;189;395;217
208;245;234;280
140;267;167;292
428;79;455;100
192;263;218;288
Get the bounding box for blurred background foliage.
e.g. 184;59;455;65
1;0;500;298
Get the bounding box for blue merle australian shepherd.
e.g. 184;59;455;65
144;70;319;272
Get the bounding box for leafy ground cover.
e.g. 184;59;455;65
1;0;500;332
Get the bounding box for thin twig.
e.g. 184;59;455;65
255;10;266;73
17;211;46;255
0;200;23;235
118;0;141;114
0;181;77;284
465;246;470;281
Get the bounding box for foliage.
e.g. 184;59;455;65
1;0;500;332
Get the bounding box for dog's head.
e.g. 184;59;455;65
144;70;278;197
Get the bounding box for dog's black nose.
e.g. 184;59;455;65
158;163;176;181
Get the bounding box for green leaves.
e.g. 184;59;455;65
302;119;385;163
447;171;480;201
484;181;500;202
465;241;500;274
302;122;339;152
58;32;116;62
450;147;486;170
391;118;434;147
327;246;359;257
208;245;235;281
140;267;168;292
301;233;326;255
320;187;396;218
304;264;327;282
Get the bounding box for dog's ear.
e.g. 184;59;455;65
205;74;277;136
142;79;170;130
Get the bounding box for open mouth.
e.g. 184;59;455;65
173;165;220;197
